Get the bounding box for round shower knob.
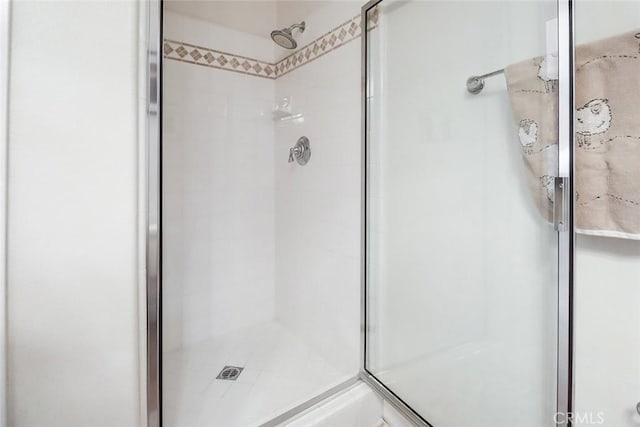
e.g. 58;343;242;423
288;136;311;166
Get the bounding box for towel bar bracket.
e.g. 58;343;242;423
466;69;505;94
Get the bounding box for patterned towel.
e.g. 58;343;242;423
504;29;640;239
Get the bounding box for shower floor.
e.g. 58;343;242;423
163;321;348;427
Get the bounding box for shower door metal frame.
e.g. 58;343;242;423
359;1;576;426
146;0;162;425
0;1;9;426
358;3;434;425
556;2;575;426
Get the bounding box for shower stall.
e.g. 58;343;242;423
157;2;363;425
147;0;640;426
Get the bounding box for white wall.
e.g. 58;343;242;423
274;1;362;376
275;1;361;62
165;0;278;41
7;1;141;426
573;3;640;426
163;10;276;63
162;11;276;349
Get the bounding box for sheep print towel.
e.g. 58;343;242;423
504;29;640;240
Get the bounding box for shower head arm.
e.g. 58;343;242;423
289;21;305;33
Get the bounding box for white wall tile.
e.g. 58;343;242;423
275;1;362;62
166;0;363;385
169;12;276;63
163;10;184;41
163;56;276;350
274;37;361;376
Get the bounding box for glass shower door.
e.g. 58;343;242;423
363;1;572;426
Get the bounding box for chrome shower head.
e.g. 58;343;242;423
271;21;305;49
271;30;296;49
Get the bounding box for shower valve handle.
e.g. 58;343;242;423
288;146;299;163
288;136;311;166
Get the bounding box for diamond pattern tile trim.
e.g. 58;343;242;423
163;8;380;80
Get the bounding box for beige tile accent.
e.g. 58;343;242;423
163;7;379;80
163;39;276;79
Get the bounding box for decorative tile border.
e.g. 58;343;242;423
163;40;277;79
275;12;368;77
163;7;379;80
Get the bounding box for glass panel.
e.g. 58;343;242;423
573;2;640;426
365;1;560;425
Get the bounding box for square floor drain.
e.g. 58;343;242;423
216;365;243;381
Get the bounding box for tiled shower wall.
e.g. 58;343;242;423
162;3;363;379
163;11;277;349
274;2;362;376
